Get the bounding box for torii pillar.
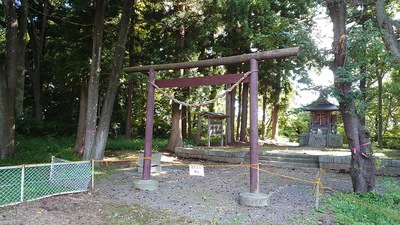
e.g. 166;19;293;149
238;59;270;206
133;68;158;190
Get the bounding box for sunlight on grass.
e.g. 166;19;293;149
326;178;400;225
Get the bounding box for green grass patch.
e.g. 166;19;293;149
374;148;400;159
0;137;169;166
1;137;80;166
326;178;400;225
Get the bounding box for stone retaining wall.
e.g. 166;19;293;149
175;147;247;164
175;147;400;176
319;155;400;176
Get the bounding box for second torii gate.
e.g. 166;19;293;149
123;47;299;206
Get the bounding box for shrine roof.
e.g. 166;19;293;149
304;99;339;111
201;112;229;119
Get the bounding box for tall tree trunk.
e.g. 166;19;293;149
359;73;366;126
270;68;282;140
15;0;28;118
91;0;133;160
75;79;88;155
327;0;375;193
195;106;202;145
187;106;192;138
240;83;248;141
236;83;242;140
125;79;134;139
375;0;400;65
271;104;279;140
377;69;383;148
261;91;267;139
124;20;136;140
27;1;47;120
166;102;183;152
1;0;25;159
225;84;236;145
182;91;187;138
83;0;106;160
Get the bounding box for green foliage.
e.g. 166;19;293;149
105;138;167;151
326;179;400;225
16;116;77;138
279;110;310;142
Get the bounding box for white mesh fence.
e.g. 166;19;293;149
0;157;93;207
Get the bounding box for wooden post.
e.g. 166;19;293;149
249;59;259;194
142;68;156;180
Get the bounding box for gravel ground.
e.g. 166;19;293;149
0;154;395;225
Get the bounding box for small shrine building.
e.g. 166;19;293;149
299;95;343;148
201;112;229;147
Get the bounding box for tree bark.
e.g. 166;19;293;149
375;0;400;65
15;0;28;119
377;69;383;148
261;92;267;139
27;1;48;120
240;83;248;141
195;106;202;145
327;0;375;193
75;79;88;155
236;83;242;140
166;103;183;152
1;0;23;159
125;79;134;139
92;0;133;160
271;104;279;140
83;0;106;160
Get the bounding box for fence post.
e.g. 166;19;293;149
91;159;95;190
315;184;320;209
20;165;25;203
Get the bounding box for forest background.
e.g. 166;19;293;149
1;0;399;164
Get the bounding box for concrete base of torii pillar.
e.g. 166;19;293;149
239;192;271;207
133;179;158;191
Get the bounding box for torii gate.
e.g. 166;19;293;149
123;47;299;206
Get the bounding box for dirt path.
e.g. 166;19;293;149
0;156;394;225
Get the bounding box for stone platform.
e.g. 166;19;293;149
175;147;400;176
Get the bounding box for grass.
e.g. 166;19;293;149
325;177;400;225
0;137;168;166
374;148;400;159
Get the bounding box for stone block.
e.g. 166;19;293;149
328;134;343;148
391;160;400;167
299;134;307;146
308;134;327;147
234;151;246;158
333;156;351;164
320;162;349;171
376;167;400;176
319;155;334;163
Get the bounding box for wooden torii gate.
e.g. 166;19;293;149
123;47;299;202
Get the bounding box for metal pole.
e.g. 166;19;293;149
249;59;259;193
20;165;25;203
91;159;95;190
143;68;156;180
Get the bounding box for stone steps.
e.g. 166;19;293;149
258;152;320;169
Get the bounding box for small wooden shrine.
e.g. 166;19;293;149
201;112;229;147
299;95;343;147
